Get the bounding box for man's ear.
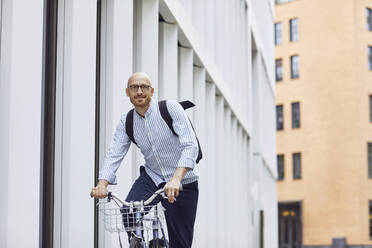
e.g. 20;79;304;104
150;87;154;96
126;88;130;97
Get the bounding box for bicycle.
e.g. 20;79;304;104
95;188;170;248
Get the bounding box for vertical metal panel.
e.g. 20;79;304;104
192;66;206;248
132;0;159;180
0;0;2;59
205;82;216;247
237;125;245;241
223;0;229;81
133;0;159;91
54;0;66;246
59;0;97;246
191;0;204;50
214;0;222;70
227;0;234;90
245;7;253;131
237;0;244;109
97;1;135;247
158;22;178;100
252;51;262;153
231;116;239;247
177;47;193;100
215;96;225;246
0;0;44;247
94;1;101;248
40;0;58;247
205;0;214;62
243;134;251;245
223;106;232;247
0;0;10;245
177;47;194;119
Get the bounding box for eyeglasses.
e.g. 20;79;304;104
128;84;152;92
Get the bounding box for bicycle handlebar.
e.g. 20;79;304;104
108;188;164;207
91;184;183;206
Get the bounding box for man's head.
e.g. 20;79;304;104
126;72;154;108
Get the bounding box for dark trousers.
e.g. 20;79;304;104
124;166;198;248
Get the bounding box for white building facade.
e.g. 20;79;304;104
0;0;277;247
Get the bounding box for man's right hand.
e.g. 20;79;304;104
91;180;109;199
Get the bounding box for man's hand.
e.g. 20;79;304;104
164;177;181;203
164;167;190;203
91;180;109;199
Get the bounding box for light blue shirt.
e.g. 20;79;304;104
98;99;199;186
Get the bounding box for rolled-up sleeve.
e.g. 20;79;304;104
167;101;198;169
98;115;131;184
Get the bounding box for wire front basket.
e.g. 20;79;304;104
98;199;166;234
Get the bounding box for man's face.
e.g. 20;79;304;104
126;76;154;108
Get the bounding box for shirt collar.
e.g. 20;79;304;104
135;98;157;118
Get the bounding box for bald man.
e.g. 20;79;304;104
91;72;199;248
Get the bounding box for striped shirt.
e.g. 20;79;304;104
98;99;199;186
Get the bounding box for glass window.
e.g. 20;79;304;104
275;22;282;45
368;46;372;70
367;8;372;31
276;105;284;130
369;143;372;178
277;155;285;180
276;59;283;82
370;95;372;123
291;55;300;78
293;153;301;179
290;18;299;42
369;200;372;239
292;102;300;128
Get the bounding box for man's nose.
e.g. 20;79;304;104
137;87;143;94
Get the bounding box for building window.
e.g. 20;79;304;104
275;22;282;45
369;46;372;70
370;95;372;122
369;143;372;178
293;153;301;179
290;18;299;42
367;8;372;31
277;155;285;180
291;55;300;78
369;200;372;239
276;105;284;130
276;59;283;82
292;102;300;128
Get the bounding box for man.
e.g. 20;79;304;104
91;72;199;248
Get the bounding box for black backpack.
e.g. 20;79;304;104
125;100;203;164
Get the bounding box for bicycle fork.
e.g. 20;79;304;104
152;206;160;247
135;211;146;248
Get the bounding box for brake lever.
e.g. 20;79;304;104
161;192;177;202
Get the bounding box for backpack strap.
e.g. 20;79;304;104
159;100;178;136
158;100;203;163
125;109;137;146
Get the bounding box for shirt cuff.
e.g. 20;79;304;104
98;173;117;185
177;157;196;170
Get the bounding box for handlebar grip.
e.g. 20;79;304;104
90;191;109;199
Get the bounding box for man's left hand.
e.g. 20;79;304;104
164;178;181;203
